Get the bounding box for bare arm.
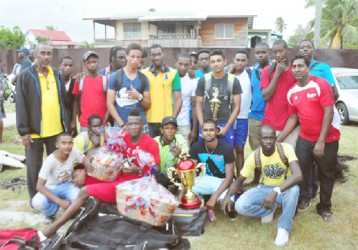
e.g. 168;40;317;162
332;86;339;101
277;114;299;142
172;91;182;118
140;91;151;110
314;105;333;158
189;96;198;145
106;89;125;127
195;96;204;127
36;178;70;209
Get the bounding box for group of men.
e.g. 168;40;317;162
15;39;340;246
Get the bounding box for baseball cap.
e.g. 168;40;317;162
161;116;178;127
82;51;99;61
190;51;197;56
17;47;30;55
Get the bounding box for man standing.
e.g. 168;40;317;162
107;43;150;131
190;119;235;214
11;48;32;85
248;42;270;151
59;56;76;136
41;108;160;239
278;55;340;222
142;44;182;137
72;51;107;131
231;49;252;173
222;125;302;246
261;40;298;148
16;43;70;200
99;46;126;78
175;52;198;143
196;50;242;147
195;49;212;78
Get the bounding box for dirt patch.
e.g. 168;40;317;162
335;155;356;183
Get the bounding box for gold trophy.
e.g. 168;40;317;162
209;87;221;121
167;153;206;209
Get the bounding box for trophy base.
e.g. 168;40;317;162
181;197;202;210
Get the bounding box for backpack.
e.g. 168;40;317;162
0;74;11;100
0;228;40;250
245;67;252;79
171;206;207;236
310;60;320;70
79;74;107;94
268;61;277;79
115;68;147;93
254;142;289;184
203;72;236;106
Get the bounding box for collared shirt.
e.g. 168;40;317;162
31;66;62;138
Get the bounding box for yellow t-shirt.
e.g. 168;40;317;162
142;67;181;123
32;67;63;138
240;143;298;186
73;132;105;153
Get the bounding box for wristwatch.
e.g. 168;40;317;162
138;93;144;102
273;187;281;195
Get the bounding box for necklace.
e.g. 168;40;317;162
205;141;218;154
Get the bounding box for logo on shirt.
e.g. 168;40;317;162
307;93;317;98
263;164;285;179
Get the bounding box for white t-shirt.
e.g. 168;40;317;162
177;74;198;126
235;71;252;119
39;148;84;187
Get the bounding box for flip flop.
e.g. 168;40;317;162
319;211;334;222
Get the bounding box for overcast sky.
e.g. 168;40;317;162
0;0;315;43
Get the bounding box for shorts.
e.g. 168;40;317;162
234;119;248;147
86;173;141;204
198;122;234;147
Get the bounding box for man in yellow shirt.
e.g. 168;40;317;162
16;43;70;201
221;125;302;246
142;44;182;137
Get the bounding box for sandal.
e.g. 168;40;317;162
319;211;334;222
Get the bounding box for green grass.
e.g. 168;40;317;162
0;109;357;249
4;102;16;113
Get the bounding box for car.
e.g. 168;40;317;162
332;67;358;125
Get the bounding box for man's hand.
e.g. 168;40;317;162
205;195;217;209
217;126;227;137
170;145;182;158
220;196;234;214
188;130;198;145
313;141;325;158
71;126;78;138
275;59;289;76
21;134;32;149
84;157;95;173
73;169;86;187
127;85;140;100
261;191;277;210
58;199;71;210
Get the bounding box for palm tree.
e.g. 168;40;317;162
275;17;287;34
306;0;358;48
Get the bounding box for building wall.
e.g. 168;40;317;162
200;18;248;47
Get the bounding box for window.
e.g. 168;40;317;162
215;24;234;39
123;23;141;39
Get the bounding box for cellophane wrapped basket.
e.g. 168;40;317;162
86;146;123;182
116;176;179;226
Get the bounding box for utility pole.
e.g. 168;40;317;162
314;0;323;48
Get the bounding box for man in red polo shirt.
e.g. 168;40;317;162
278;54;340;222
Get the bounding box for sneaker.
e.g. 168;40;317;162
297;198;312;212
261;204;276;224
227;210;239;221
275;228;289;246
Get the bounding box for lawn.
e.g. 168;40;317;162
0;103;357;249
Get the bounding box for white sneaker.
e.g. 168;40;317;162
275;228;289;246
261;204;276;224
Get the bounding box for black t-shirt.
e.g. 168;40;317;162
196;74;242;123
189;140;235;178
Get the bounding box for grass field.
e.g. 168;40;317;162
0;103;357;249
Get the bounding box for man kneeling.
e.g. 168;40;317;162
221;125;302;246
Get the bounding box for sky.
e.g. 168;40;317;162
0;0;315;43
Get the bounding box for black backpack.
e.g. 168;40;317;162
115;69;147;94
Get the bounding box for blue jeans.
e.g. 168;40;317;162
192;175;228;201
31;182;80;217
235;184;300;232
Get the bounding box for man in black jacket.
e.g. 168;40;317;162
16;43;70;201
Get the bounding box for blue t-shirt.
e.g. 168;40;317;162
108;71;149;124
20;57;32;72
248;62;266;121
310;60;335;86
195;69;212;78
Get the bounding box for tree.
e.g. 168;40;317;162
0;26;25;49
45;25;56;30
275;17;287;34
288;25;313;47
35;36;49;43
306;0;358;48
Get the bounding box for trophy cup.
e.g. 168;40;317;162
209;87;221;121
167;152;206;209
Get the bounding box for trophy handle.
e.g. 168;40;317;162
166;167;182;187
196;163;206;179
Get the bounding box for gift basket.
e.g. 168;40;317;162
86;146;123;182
116;176;179;226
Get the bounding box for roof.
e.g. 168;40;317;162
28;29;73;42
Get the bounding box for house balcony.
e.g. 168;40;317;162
148;34;201;48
